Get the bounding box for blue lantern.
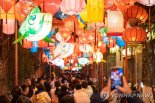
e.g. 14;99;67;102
116;36;125;47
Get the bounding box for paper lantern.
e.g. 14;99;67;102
2;19;15;35
1;0;15;13
15;0;35;22
126;5;148;23
93;49;103;62
122;27;147;43
22;39;32;49
60;0;85;15
15;7;52;43
107;11;124;36
104;0;117;11
78;57;89;65
53;42;74;58
116;36;125;47
79;44;91;53
87;0;104;22
114;0;132;13
40;0;61;15
137;0;155;6
99;43;106;53
38;40;48;48
51;58;64;68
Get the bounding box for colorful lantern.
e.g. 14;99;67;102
2;19;15;35
40;0;61;15
116;36;125;47
14;7;52;43
122;27;147;43
137;0;155;6
107;10;124;36
126;5;148;23
60;0;85;15
53;42;74;58
15;0;35;22
30;41;38;53
87;0;104;22
22;39;32;49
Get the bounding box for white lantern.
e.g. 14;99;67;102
137;0;155;6
107;10;124;36
53;42;74;58
93;50;103;62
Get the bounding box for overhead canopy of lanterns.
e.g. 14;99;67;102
0;0;152;70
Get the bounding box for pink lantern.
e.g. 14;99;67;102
107;10;124;36
137;0;155;6
2;19;15;35
60;0;85;15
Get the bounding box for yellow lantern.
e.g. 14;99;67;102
87;0;104;22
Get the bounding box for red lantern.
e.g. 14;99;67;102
60;0;85;15
38;40;48;48
100;43;106;53
22;39;32;49
59;26;72;41
126;5;148;23
40;0;61;15
122;27;147;43
1;0;15;13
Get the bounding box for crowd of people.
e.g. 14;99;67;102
0;73;154;103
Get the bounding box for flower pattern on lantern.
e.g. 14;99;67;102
60;0;85;15
3;19;15;35
107;10;124;36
